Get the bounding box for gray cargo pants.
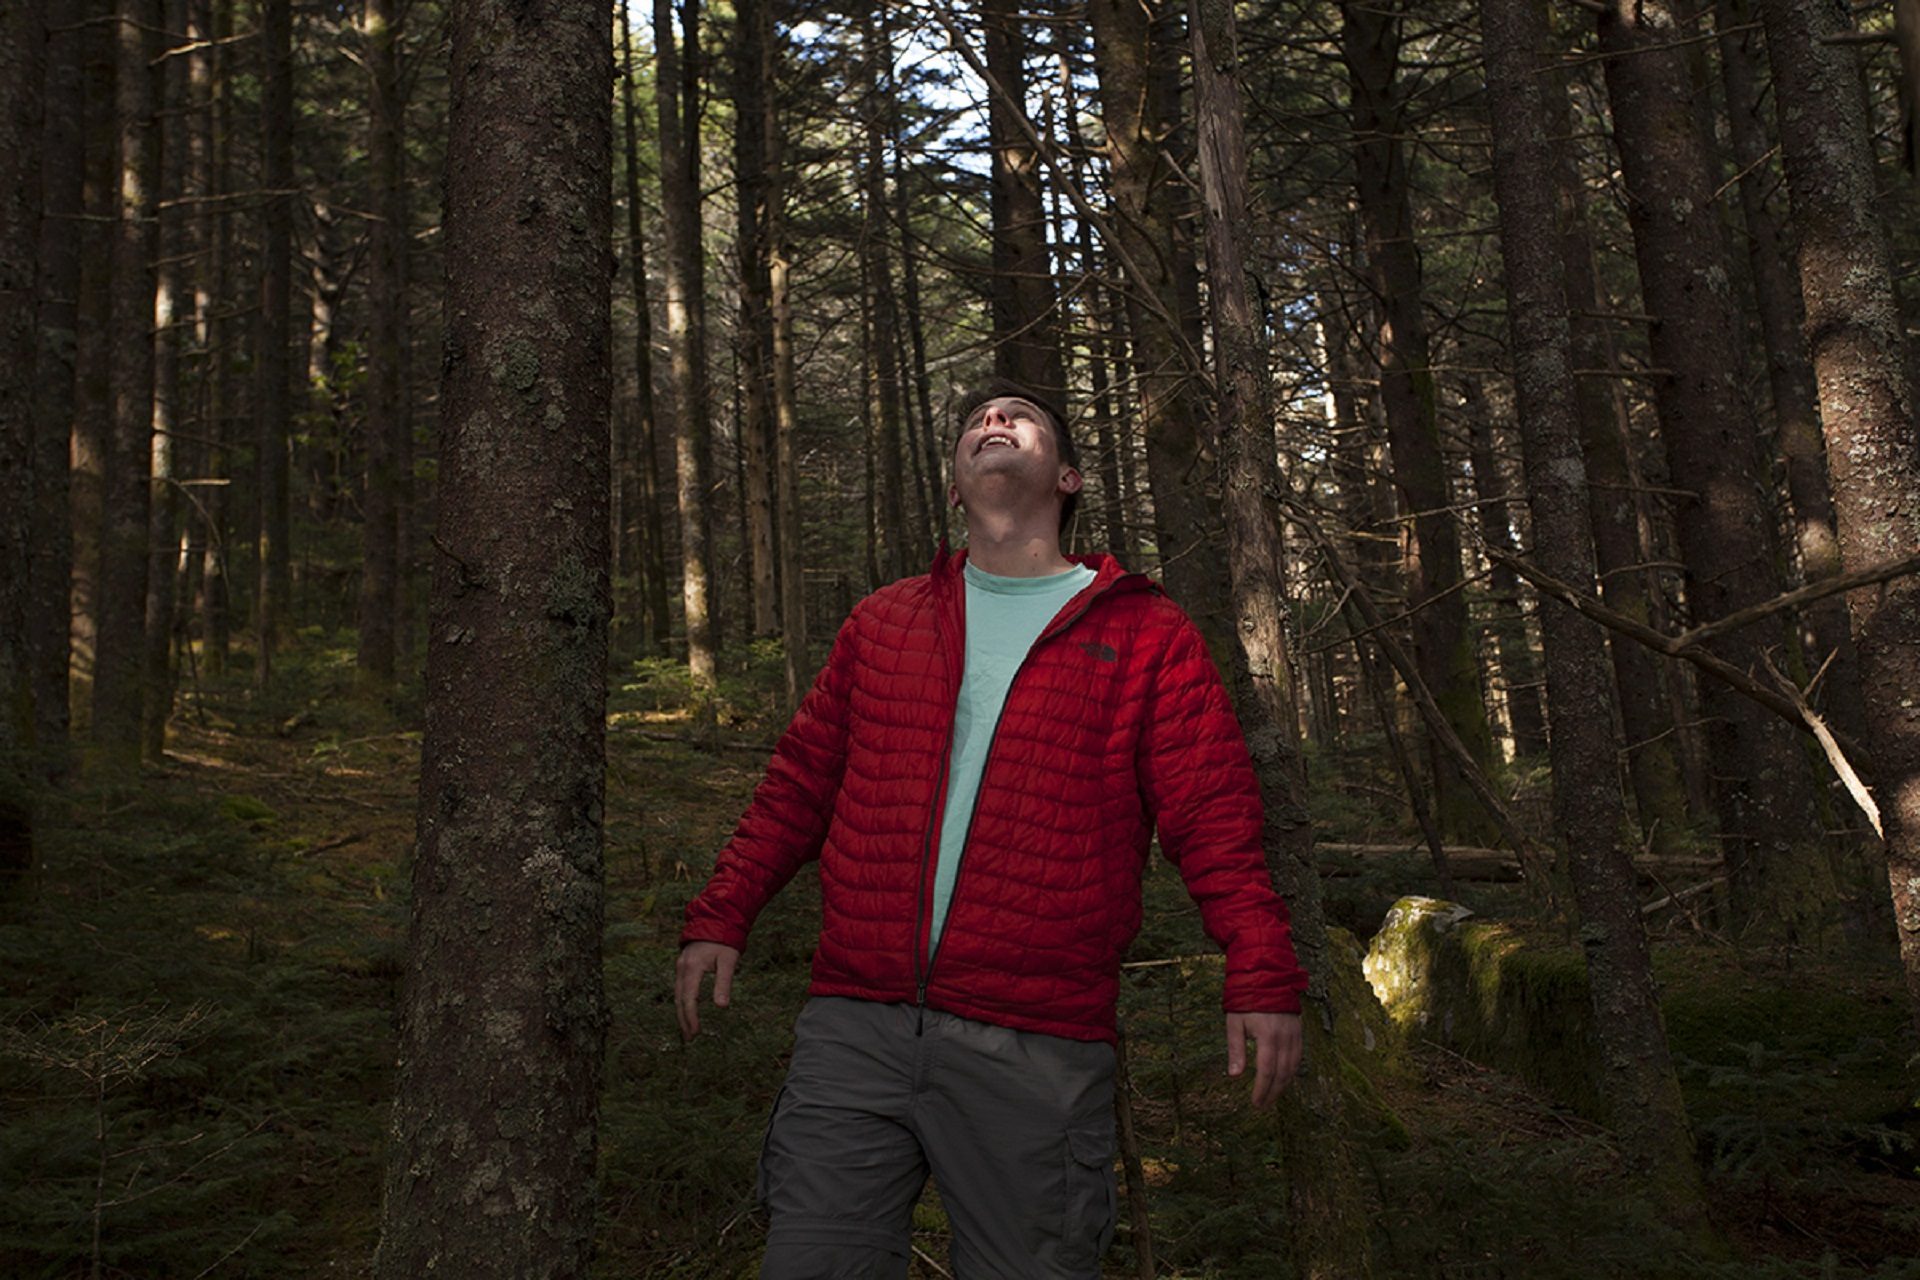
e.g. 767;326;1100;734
757;996;1119;1279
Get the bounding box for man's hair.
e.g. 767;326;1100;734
955;378;1079;533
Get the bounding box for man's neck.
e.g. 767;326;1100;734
961;509;1073;577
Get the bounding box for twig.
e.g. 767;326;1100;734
912;1243;955;1278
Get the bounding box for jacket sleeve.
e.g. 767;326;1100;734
680;609;859;952
1136;615;1308;1014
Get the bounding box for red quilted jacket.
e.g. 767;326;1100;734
681;548;1307;1043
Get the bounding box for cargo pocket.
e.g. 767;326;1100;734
1061;1121;1118;1271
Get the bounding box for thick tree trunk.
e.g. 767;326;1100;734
1;0;44;878
32;0;84;775
92;0;158;765
254;0;293;690
1189;4;1374;1274
1341;0;1499;842
734;0;778;633
1480;0;1712;1229
616;0;670;657
1713;0;1867;748
1598;0;1822;918
1087;0;1226;629
655;0;716;683
981;0;1063;399
373;0;612;1269
1757;0;1920;1034
356;0;407;688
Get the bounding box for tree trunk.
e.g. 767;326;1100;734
1480;0;1713;1230
1341;0;1499;842
142;0;190;761
1598;0;1822;918
1189;4;1374;1273
0;0;44;878
373;0;612;1269
92;0;158;765
71;0;114;730
982;0;1064;399
858;4;908;582
1088;0;1227;632
356;0;407;688
1461;391;1548;758
1547;78;1692;855
733;0;777;634
655;0;716;684
199;0;232;677
1713;0;1867;749
32;0;85;776
766;32;807;708
254;0;293;691
1757;0;1920;1035
616;0;670;657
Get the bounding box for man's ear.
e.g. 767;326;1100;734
1058;467;1084;496
948;482;963;510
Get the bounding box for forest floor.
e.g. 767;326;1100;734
3;635;1919;1278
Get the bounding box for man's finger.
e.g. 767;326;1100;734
1225;1012;1247;1077
713;949;736;1008
675;954;700;1040
1252;1026;1280;1107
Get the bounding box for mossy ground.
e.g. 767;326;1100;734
0;638;1914;1276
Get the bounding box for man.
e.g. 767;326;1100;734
676;381;1306;1278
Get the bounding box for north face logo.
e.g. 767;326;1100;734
1078;640;1118;663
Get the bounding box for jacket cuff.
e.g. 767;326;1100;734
679;918;751;953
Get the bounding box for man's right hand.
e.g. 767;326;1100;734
675;940;741;1040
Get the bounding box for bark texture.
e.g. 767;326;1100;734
1481;0;1711;1226
1190;4;1373;1273
373;0;613;1269
1598;0;1820;914
1758;0;1920;1031
734;0;778;631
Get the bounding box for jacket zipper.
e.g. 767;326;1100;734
913;573;1143;1033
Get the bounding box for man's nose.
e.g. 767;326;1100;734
981;405;1008;429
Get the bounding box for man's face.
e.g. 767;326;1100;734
949;396;1080;514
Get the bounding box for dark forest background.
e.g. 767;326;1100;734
3;0;1920;1274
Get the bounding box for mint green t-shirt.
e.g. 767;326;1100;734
925;560;1097;960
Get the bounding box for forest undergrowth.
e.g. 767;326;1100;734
2;634;1917;1278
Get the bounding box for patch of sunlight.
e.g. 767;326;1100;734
606;708;693;727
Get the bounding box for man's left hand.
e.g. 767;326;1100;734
1225;1010;1303;1108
